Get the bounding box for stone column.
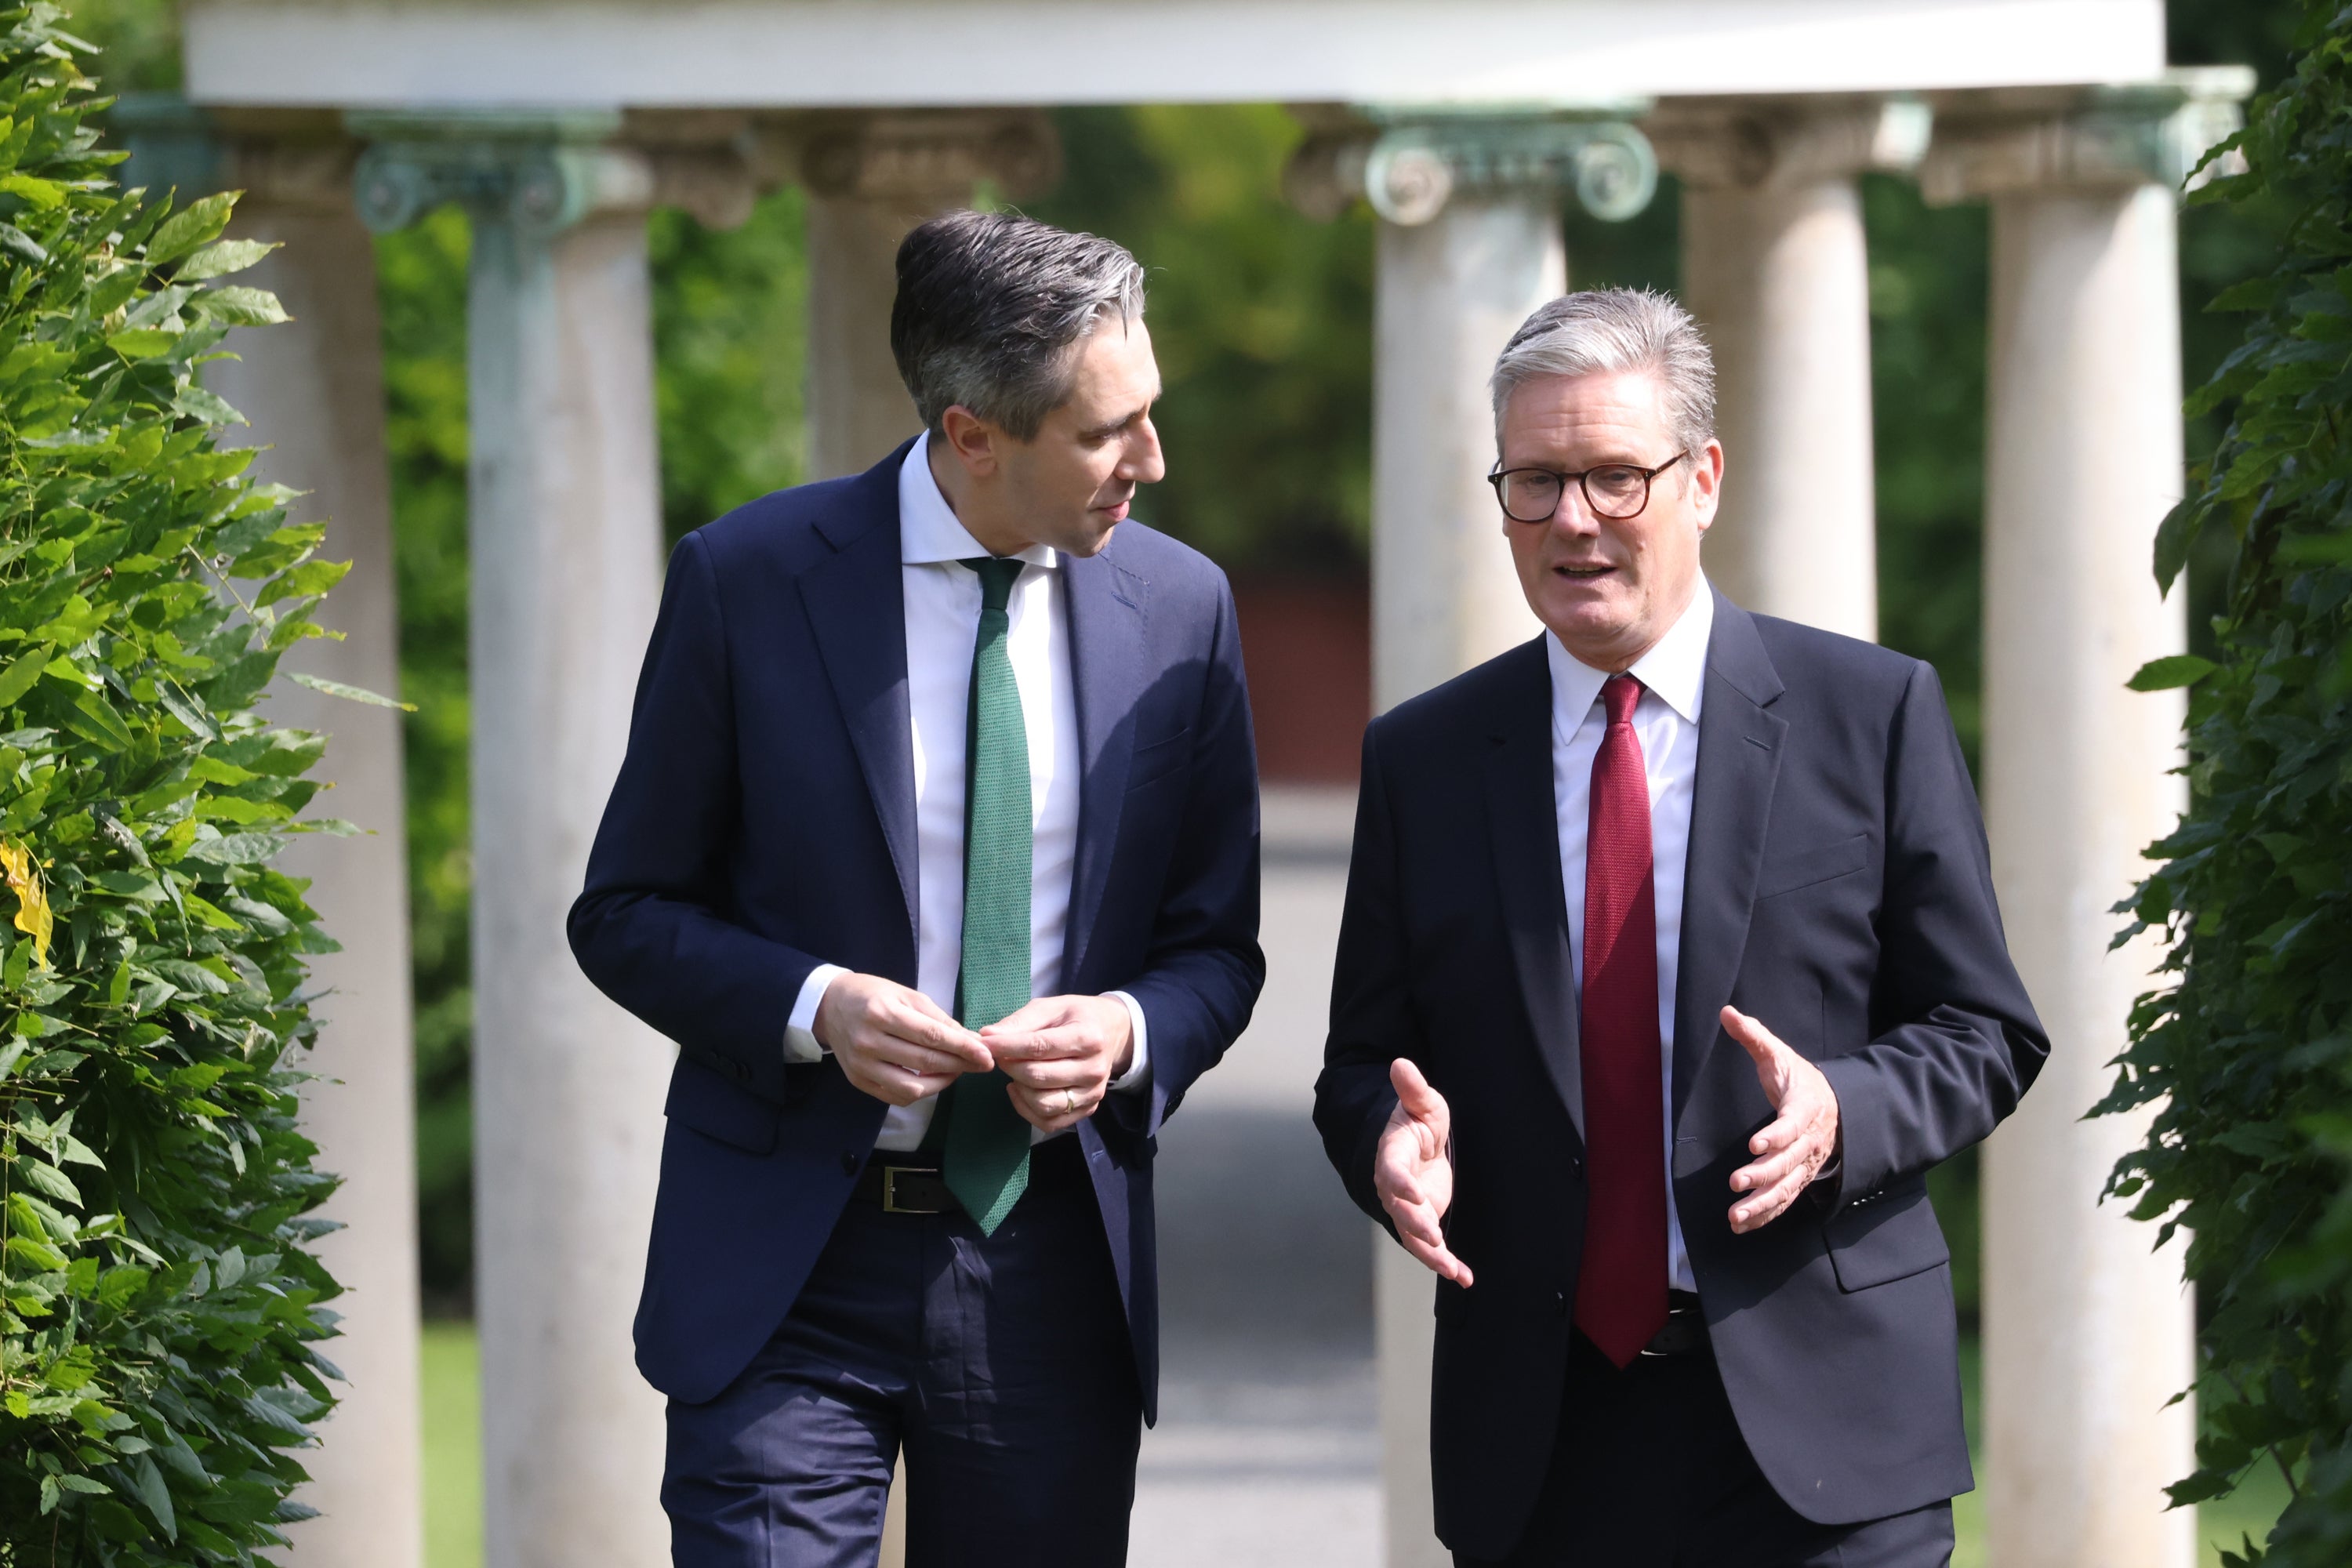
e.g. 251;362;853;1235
1661;100;1931;638
1922;74;2246;1568
117;103;424;1568
351;117;750;1568
774;111;1060;479
1295;111;1658;1568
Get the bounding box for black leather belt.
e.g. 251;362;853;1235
851;1159;960;1214
1639;1292;1711;1359
849;1137;1087;1216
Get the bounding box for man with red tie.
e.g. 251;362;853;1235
1314;289;2047;1566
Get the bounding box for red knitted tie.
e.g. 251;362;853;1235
1573;673;1669;1368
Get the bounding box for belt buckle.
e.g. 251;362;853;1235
881;1166;942;1215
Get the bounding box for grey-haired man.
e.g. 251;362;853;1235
1316;289;2045;1565
571;211;1264;1566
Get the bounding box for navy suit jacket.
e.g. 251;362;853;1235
570;440;1264;1415
1313;597;2047;1557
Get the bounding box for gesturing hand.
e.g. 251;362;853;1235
1722;1005;1842;1233
815;973;993;1108
982;994;1134;1136
1374;1058;1473;1287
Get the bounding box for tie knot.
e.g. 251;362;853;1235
963;555;1024;611
1602;673;1643;727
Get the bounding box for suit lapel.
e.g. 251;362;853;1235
800;445;919;951
1671;598;1787;1123
1482;637;1585;1143
1059;546;1151;992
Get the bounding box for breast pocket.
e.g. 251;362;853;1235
1755;832;1870;900
1125;726;1193;793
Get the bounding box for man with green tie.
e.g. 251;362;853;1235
570;211;1265;1566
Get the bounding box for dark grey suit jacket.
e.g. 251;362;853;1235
1313;595;2045;1557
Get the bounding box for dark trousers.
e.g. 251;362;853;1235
1459;1332;1955;1568
663;1138;1142;1568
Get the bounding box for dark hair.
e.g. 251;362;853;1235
890;210;1148;441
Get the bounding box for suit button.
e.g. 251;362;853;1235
840;1152;859;1176
1554;1291;1569;1316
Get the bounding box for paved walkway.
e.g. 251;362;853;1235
1129;789;1381;1566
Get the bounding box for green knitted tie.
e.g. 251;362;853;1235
941;557;1034;1233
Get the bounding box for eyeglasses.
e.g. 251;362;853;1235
1487;451;1692;524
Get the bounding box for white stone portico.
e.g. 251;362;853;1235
162;2;2245;1565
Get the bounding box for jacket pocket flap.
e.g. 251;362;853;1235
1757;833;1871;899
1823;1185;1948;1291
666;1054;782;1155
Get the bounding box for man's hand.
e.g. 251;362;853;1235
1374;1058;1472;1287
1722;1005;1842;1233
815;973;993;1108
981;994;1134;1136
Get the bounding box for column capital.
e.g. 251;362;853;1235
1286;106;1658;227
755;109;1062;216
1646;96;1932;191
347;110;762;236
113;95;360;212
1918;68;2254;205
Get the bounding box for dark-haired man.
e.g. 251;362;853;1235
571;212;1263;1567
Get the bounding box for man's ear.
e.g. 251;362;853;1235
939;405;1000;478
1690;438;1726;535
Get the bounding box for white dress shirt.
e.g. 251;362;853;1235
1548;579;1715;1294
785;437;1149;1152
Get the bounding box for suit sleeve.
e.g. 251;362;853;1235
1817;660;2050;1205
568;531;827;1086
1102;575;1266;1139
1313;719;1412;1233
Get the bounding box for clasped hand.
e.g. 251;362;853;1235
1374;1006;1842;1284
814;973;1133;1134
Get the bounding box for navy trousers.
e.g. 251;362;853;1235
663;1138;1142;1568
1458;1333;1956;1567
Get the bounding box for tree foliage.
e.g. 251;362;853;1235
2103;7;2352;1564
0;5;348;1559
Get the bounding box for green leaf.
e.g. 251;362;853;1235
144;190;238;266
176;237;277;281
65;688;134;751
289;671;416;711
0;172;64;206
0;642;53;707
129;1453;176;1540
105;327;179;360
191;285;289;327
172;382;245;426
2126;655;2218;692
2151;495;2205;593
180;831;281;866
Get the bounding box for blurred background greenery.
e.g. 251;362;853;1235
58;0;2310;1560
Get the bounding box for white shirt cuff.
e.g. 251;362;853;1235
1105;990;1150;1094
784;964;851;1065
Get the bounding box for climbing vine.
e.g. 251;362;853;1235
0;5;358;1560
2103;6;2352;1565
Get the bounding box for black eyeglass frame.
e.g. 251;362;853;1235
1486;449;1693;524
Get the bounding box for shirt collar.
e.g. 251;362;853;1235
897;436;1058;570
1545;578;1716;735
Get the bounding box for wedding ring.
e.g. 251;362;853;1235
1062;1088;1080;1115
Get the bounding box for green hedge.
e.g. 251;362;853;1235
2103;5;2352;1566
0;6;354;1560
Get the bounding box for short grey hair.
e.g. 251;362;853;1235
891;210;1148;441
1489;288;1716;455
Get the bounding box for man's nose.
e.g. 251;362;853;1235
1123;420;1167;485
1544;485;1602;537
